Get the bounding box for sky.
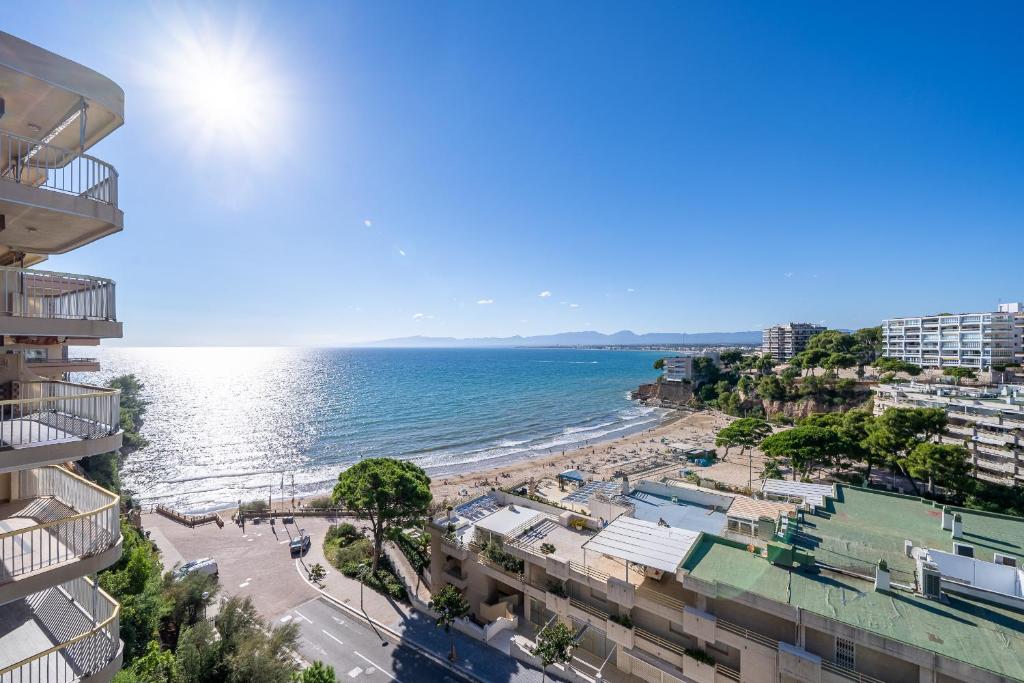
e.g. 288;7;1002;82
7;2;1024;345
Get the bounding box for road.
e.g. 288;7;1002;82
285;596;469;683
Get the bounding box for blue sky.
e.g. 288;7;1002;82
8;2;1024;345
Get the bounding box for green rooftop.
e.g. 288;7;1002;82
681;487;1024;681
797;486;1024;578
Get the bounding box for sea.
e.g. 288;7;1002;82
78;347;668;513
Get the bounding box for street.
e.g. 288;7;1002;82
285;596;470;683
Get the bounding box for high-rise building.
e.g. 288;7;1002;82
761;323;826;362
881;306;1023;370
662;352;720;382
0;32;126;681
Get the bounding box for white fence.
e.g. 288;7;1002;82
0;128;118;206
0;267;116;322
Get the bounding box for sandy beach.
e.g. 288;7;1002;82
426;407;774;509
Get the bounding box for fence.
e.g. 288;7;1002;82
0;127;118;206
0;466;119;583
0;267;116;322
0;381;120;447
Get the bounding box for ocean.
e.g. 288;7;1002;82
80;347;667;512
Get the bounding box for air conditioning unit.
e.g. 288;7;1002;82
994;553;1018;567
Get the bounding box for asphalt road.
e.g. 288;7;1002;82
286;596;469;683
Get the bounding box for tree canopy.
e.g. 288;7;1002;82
531;622;576;683
760;425;843;480
873;357;923;377
907;442;974;497
943;367;977;384
714;418;772;459
429;584;470;660
332;458;432;571
864;407;947;494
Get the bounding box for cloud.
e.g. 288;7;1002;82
363;219;373;228
398;249;406;257
559;301;568;305
626;288;635;293
538;291;552;298
784;272;794;278
569;303;580;308
476;299;495;305
412;313;436;321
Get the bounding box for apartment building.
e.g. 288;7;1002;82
881;306;1023;371
761;323;826;363
0;32;126;681
663;352;721;383
874;382;1024;486
428;477;1024;683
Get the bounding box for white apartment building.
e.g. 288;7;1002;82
663;352;720;382
0;32;126;682
881;305;1023;370
761;323;826;362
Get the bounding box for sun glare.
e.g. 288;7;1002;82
143;8;284;155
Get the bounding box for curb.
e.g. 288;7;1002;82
293;560;489;683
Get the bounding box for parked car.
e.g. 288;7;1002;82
289;532;311;556
174;558;219;581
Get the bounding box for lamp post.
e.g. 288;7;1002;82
358;562;368;612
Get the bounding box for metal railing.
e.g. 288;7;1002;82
0;128;118;206
717;618;779;650
636;585;687;611
821;659;886;683
0;466;119;583
0;267;116;322
0;576;120;681
0;381;120;447
568;596;609;620
26;357;99;366
717;664;741;681
568;560;610;583
635;626;686;657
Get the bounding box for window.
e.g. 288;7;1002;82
835;637;855;669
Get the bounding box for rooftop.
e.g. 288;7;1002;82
583;516;700;574
682;534;1024;681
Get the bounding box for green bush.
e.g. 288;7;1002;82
389;528;429;573
326;523;362;545
339;556;407;600
307;496;336;509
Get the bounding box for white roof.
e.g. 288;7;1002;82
761;479;834;508
475;505;544;538
583;516;700;573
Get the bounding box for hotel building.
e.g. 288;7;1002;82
663;352;721;383
0;32;126;681
428;476;1024;683
881;306;1023;371
761;323;826;363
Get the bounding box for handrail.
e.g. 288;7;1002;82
0;380;120;446
634;626;686;657
0;127;118;206
636;585;687;611
716;663;741;681
568;560;610;583
0;266;117;322
26;357;100;364
821;659;886;683
0;576;120;677
568;596;609;620
717;618;778;649
0;466;120;582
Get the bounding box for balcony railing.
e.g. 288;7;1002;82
0;267;116;322
0;576;120;682
0;465;119;583
0;128;118;206
0;381;120;448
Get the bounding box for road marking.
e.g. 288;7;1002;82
347;667;363;678
294;610;313;623
239;582;251;588
279;539;290;544
332;616;345;625
280;615;293;623
321;629;344;646
354;652;396;681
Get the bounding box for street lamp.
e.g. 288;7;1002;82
358;562;369;612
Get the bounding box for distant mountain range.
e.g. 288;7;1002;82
354;330;763;348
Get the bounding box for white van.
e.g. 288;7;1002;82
174;558;219;581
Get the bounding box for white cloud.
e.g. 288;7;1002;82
477;299;494;305
538;291;552;298
398;249;406;257
363;219;373;228
569;303;580;308
559;301;568;305
626;288;635;293
412;313;435;321
784;272;794;278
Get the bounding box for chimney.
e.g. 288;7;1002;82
941;507;953;531
951;513;963;540
621;475;630;495
874;560;890;592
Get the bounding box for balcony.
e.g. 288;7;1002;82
0;575;121;683
0;129;122;254
25;357;101;377
0;267;120;338
0;381;121;473
0;465;121;603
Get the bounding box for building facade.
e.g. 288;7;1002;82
761;323;826;362
881;306;1023;370
429;478;1024;683
663;352;721;383
874;382;1024;486
0;32;126;681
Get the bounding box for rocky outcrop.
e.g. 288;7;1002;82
632;381;694;407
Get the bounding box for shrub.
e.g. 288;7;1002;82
333;538;373;567
339;556;406;600
546;580;566;597
685;647;715;666
326;523;362;546
307;496;336;510
609;613;633;628
239;499;269;514
539;543;556;555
